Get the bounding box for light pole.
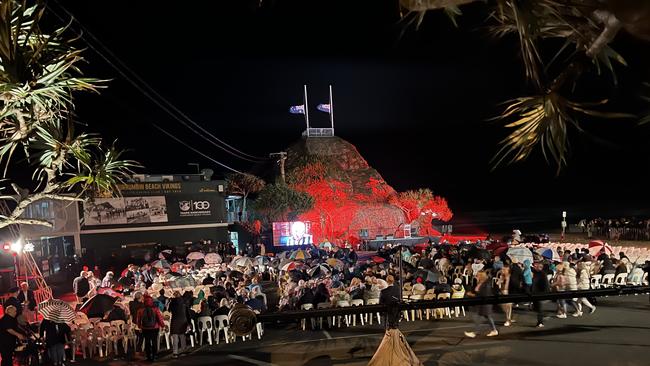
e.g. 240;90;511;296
561;211;567;241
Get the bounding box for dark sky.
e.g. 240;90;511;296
51;0;650;231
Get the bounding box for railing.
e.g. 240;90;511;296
257;285;650;323
306;128;334;137
226;212;248;223
585;226;650;241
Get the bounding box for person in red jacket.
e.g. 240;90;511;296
136;295;165;361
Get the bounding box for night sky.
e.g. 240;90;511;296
51;0;650;232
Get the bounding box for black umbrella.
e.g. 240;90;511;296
419;257;434;270
229;270;244;280
79;294;117;318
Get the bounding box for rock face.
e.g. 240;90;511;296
286;137;396;196
286;137;407;243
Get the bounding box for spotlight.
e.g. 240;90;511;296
10;239;23;253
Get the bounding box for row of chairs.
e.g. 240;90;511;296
192;315;264;345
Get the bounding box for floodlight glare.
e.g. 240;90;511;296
10;239;23;253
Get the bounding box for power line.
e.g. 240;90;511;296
152;124;244;174
46;0;268;163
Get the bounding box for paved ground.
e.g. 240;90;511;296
72;293;650;366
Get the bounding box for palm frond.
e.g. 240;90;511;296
491;92;633;173
63;142;142;197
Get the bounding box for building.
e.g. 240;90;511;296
19;172;234;270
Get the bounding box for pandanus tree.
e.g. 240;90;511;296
399;0;650;172
0;1;139;229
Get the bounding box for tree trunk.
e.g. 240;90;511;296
242;193;248;222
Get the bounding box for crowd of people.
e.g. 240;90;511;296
579;217;650;240
2;238;649;364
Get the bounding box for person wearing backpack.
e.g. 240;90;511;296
136;295;165;361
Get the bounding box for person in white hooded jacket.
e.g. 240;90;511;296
576;261;596;313
559;262;582;317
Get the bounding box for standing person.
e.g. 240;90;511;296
5;288;23;316
128;292;144;356
0;305;26;366
168;291;191;358
522;260;533;294
532;262;550;327
39;318;71;366
17;282;37;323
379;275;401;328
464;271;498;338
561;262;582;317
576;260;596;313
498;265;514;326
73;271;90;304
136;296;165;362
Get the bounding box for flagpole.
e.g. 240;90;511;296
304;84;310;137
329;84;334;136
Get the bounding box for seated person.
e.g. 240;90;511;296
434;277;452;294
245;295;267;314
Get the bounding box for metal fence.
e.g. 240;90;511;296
258;285;650;323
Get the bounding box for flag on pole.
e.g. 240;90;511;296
316;104;331;113
289;105;306;114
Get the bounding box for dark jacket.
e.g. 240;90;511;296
297;288;314;307
532;269;550;294
509;264;523;293
4;297;23;316
39;319;71;347
312;285;330;306
475;280;493;316
168;297;191;335
129;299;144;323
73;276;90;297
380;285;401;328
245;297;266;313
17;290;36;311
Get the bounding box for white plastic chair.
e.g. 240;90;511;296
197;316;213;345
601;273;615;288
213;315;230;344
350;299;365;326
436;293;452;319
335;301;351;327
157;320;171;350
300;304;315;330
364;298;381;325
590;274;602;289
316;302;332;329
614;273;627;286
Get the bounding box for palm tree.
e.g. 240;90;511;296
0;1;139;229
399;0;650;172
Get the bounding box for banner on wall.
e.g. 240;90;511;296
81;181;225;228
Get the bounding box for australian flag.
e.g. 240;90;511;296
316;103;331;113
289;104;305;114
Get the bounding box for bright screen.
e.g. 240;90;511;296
272;221;313;246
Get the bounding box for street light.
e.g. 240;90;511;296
10;238;23;253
